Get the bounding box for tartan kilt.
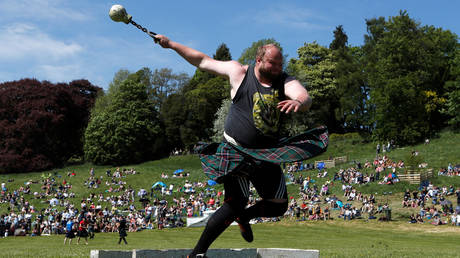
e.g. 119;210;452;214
197;126;328;183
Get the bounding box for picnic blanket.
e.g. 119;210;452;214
196;126;328;183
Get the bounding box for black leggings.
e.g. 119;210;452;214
190;161;288;255
223;160;288;219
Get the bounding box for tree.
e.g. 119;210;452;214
442;48;460;131
161;93;187;149
335;46;371;133
84;71;164;165
92;69;130;117
288;42;339;131
0;79;101;173
211;98;232;142
214;43;232;61
364;11;458;144
150;68;189;111
329;25;371;133
329;25;348;51
181;77;230;147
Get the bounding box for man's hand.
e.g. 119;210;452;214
154;34;171;48
277;99;303;114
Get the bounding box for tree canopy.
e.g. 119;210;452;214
84;70;165;165
0;79;101;173
364;11;458;144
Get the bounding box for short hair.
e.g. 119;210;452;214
256;44;281;61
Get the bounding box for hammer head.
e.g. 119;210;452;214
109;5;132;24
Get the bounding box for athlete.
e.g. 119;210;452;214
155;35;328;258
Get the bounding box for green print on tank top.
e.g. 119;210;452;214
252;88;281;137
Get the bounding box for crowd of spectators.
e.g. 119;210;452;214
285;173;391;223
1;155;458;239
437;163;460;176
0;167;223;240
402;180;460;226
282;155;420;223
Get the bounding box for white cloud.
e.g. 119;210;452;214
0;0;90;22
0;23;83;61
35;64;83;82
253;5;329;30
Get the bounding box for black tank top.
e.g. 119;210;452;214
224;65;293;148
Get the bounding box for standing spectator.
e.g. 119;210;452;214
376;143;381;155
88;216;96;239
117;216;128;245
77;217;89;245
456;189;460;214
63;218;76;245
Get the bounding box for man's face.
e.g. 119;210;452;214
258;47;283;81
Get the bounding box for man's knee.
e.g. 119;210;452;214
264;198;288;216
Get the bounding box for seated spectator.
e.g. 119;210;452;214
431;216;444;226
409;214;417;223
416;214;424;223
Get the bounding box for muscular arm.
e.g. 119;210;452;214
277;79;312;113
155;35;246;95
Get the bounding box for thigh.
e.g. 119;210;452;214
223;174;250;209
250;162;287;200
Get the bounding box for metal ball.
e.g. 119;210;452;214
109;4;132;24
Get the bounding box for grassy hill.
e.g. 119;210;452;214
1;129;459;216
0;129;459;257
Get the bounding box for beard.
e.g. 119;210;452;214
259;65;282;82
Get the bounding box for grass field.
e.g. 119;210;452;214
0;129;459;257
2;220;460;257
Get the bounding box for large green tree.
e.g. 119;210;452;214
84;70;164;165
0;79;100;173
364;11;458;144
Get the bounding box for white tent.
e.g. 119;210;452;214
186;210;239;227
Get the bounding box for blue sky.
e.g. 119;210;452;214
1;0;458;90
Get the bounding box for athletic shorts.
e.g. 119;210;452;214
78;230;88;237
223;160;287;208
66;230;75;238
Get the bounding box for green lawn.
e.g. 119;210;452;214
1;220;460;257
0;129;459;257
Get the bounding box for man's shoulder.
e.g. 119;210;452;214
228;63;249;93
227;62;248;75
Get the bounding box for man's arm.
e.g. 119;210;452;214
155;35;246;92
277;79;312;113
